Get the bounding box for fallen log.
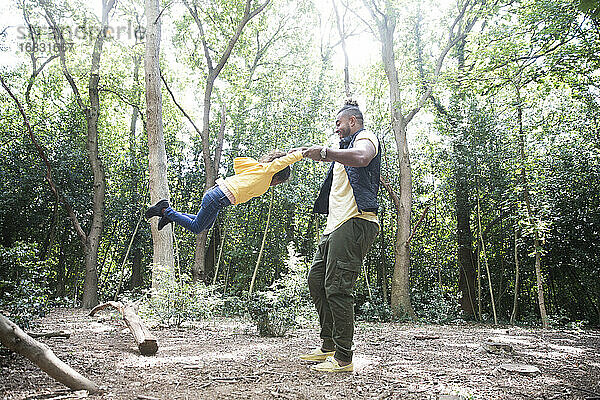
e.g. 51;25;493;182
89;301;158;356
28;330;72;339
0;312;100;393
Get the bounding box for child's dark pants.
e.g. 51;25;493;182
163;185;231;234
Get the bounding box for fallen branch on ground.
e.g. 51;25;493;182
212;374;261;383
28;330;72;339
0;312;100;393
89;301;158;356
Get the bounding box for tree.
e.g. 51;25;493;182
180;0;270;282
41;0;117;307
145;0;175;284
361;0;477;318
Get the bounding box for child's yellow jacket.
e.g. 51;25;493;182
221;151;302;204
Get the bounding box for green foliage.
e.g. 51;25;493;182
246;291;296;337
357;295;395;322
141;267;226;327
1;0;599;329
411;286;460;324
0;242;52;328
246;244;314;336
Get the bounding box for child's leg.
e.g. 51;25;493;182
163;186;230;234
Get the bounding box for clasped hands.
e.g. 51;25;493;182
288;145;327;161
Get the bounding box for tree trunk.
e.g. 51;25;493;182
0;313;100;393
377;204;388;301
249;189;274;295
145;0;175;284
127;54;143;292
380;173;414;318
516;85;548;328
79;0;120;309
39;200;58;261
213;225;227;285
375;13;415;318
37;1;117;309
476;175;497;324
56;229;67;298
129;249;143;290
510;225;520;324
332;0;351;97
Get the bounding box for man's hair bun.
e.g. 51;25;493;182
338;99;363;124
344;98;359;107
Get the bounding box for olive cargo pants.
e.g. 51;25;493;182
308;217;379;362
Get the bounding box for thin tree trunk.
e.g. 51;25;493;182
477;241;481;321
56;229;67;298
39;200;58;261
516;84;548;328
476;175;497;324
249;189;274;295
510;225;520;324
127;53;143;291
114;213;144;300
365;1;475;319
332;0;351;97
213;225;227;285
380;175;415;318
145;0;175;283
80;0;115;307
33;1;117;308
377;12;413;317
377;204;388;301
434;191;441;288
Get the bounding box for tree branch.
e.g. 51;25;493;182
160;73;203;137
41;4;86;113
0;75;87;243
405;1;477;124
182;0;214;73
406;206;430;246
214;103;226;173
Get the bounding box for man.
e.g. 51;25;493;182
300;100;380;372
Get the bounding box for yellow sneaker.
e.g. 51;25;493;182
311;356;354;372
298;348;335;362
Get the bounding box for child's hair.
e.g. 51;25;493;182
260;150;291;184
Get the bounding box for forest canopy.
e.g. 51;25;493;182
0;0;599;330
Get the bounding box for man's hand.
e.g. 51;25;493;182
287;147;307;154
303;145;327;161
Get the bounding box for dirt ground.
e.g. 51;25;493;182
1;308;599;400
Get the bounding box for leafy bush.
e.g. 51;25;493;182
139;244;315;333
247;291;296;337
219;295;246;317
246;243;314;336
411;285;459;324
0;242;52;328
140;265;223;327
357;295;395;322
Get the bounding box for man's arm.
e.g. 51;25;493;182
303;139;376;167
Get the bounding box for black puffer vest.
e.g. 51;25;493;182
313;128;381;215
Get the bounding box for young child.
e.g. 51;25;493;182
145;150;303;233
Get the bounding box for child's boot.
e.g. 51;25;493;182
158;215;172;231
145;199;169;219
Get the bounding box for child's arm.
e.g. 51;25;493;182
265;151;303;173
